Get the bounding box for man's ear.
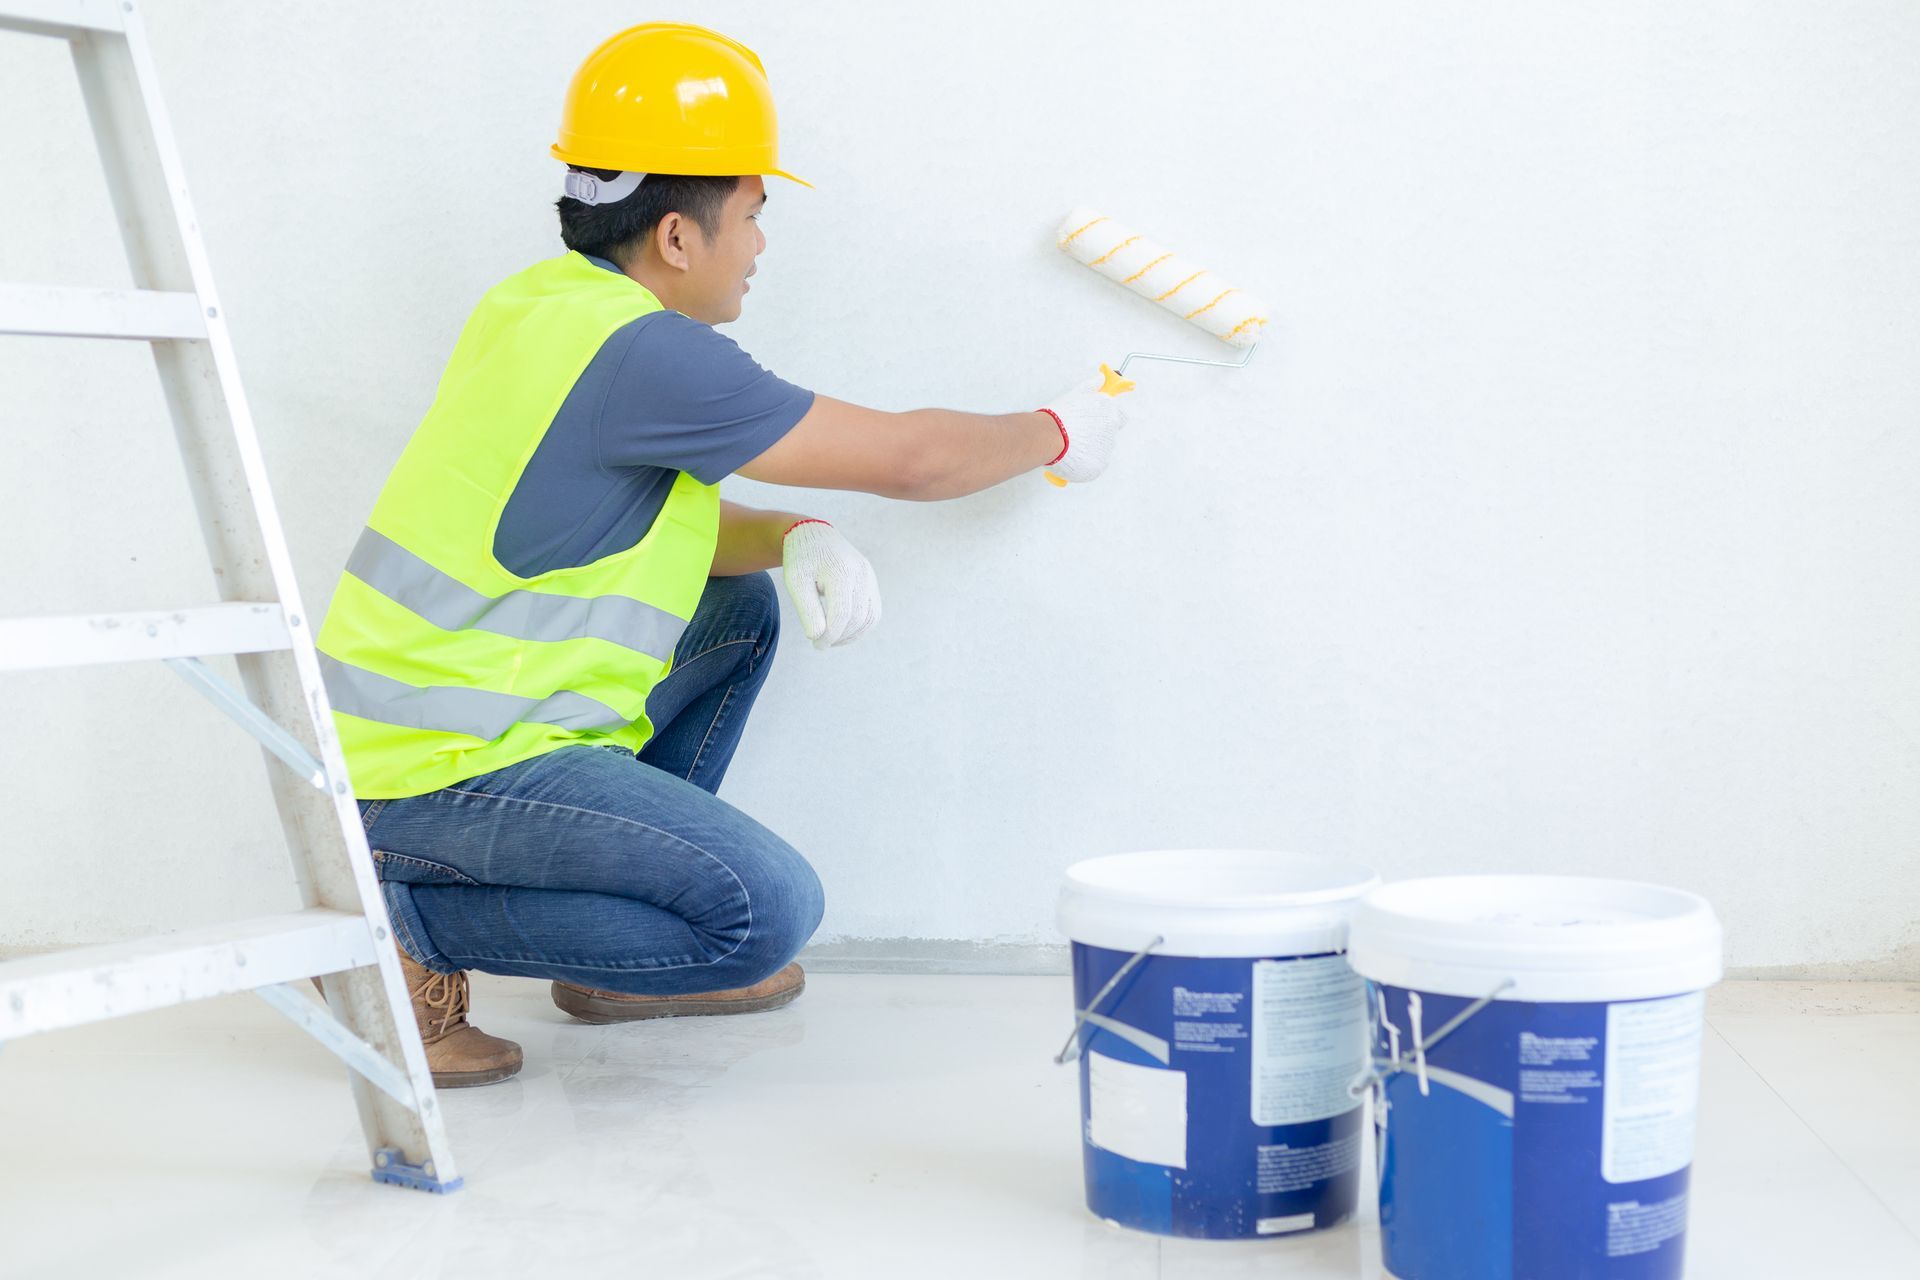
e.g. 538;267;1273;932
656;211;692;272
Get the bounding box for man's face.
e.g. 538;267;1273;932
681;175;766;325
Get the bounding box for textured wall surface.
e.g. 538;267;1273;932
2;1;1915;976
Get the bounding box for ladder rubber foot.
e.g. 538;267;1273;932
370;1146;464;1194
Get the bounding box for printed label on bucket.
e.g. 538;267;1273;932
1087;1051;1188;1169
1072;943;1365;1239
1369;983;1706;1280
1251;955;1368;1126
1603;993;1705;1184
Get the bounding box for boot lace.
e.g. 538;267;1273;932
411;968;469;1040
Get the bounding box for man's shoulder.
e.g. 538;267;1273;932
598;308;755;382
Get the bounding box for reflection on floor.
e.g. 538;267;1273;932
1;976;1915;1278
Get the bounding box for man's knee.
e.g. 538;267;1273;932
735;851;824;983
703;571;780;657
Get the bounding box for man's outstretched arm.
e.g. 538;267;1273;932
736;387;1122;500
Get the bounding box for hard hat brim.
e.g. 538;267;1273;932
550;143;812;191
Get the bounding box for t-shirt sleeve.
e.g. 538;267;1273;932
593;310;815;483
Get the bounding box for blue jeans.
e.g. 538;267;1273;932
357;572;824;994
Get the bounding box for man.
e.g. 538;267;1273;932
317;23;1127;1086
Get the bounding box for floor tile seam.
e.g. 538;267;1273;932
1707;1013;1920;1120
1710;1022;1920;1247
349;1200;441;1277
1711;1010;1920;1025
454;1090;575;1185
443;1020;614;1183
557;1021;616;1080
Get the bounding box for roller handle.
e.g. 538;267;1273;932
1044;362;1137;487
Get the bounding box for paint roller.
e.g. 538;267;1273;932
1047;207;1271;486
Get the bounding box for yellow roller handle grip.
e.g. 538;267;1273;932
1044;362;1138;486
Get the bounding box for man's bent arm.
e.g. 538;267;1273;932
712;501;810;575
737;394;1062;501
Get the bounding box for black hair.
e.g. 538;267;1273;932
555;168;741;265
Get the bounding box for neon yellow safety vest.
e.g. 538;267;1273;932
317;252;719;799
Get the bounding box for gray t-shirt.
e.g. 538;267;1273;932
492;255;813;577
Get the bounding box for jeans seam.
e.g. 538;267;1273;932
670;636;759;677
360;799;388;831
443;952;745;974
382;883;433;968
686;685;735;785
372;850;485;887
435;786;754;966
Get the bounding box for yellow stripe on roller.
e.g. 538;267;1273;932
1089;235;1141;267
1183;288;1239;321
1222;313;1267;342
1153;270;1204;302
1057;216;1110;249
1120;253;1173;285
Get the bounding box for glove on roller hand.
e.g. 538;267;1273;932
781;520;882;649
1037;373;1131;483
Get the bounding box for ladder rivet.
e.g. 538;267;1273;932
205;306;217;318
288;614;302;627
334;781;349;795
374;927;388;941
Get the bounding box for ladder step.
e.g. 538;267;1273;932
0;0;124;37
0;602;292;672
0;908;383;1038
0;283;208;341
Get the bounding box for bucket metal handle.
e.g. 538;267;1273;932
1052;934;1164;1065
1347;976;1516;1097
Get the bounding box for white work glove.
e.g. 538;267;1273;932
781;520;882;649
1038;371;1132;483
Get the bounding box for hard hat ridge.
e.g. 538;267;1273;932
552;23;810;188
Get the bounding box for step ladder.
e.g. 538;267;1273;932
0;0;459;1193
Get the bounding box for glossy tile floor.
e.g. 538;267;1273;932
2;977;1915;1279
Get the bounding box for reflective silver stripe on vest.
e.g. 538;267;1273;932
319;655;632;741
346;527;688;662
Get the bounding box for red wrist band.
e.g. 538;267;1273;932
1038;407;1069;466
782;518;830;538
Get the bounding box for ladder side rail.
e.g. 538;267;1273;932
64;8;455;1182
67;8;375;922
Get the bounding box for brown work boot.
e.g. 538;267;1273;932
398;952;523;1088
551;962;806;1025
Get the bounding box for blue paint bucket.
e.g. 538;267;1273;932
1055;850;1380;1239
1346;876;1723;1280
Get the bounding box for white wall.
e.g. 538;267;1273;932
2;1;1915;976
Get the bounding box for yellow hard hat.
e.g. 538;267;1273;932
552;22;811;188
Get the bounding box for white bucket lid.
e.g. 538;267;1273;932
1346;875;1724;1003
1056;849;1381;958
